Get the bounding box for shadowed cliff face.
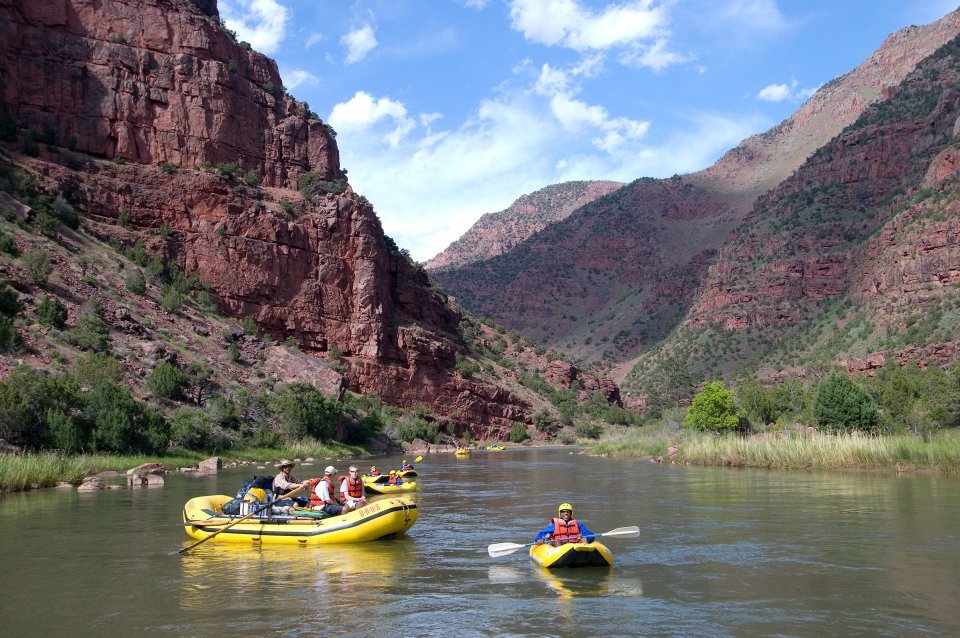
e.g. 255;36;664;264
429;9;960;376
0;0;536;433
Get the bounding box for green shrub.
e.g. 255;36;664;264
0;284;22;316
161;285;184;313
22;249;52;287
813;372;879;433
390;415;439;443
147;361;187;400
0;315;22;353
509;421;530;443
169;406;213;450
0;233;18;255
66;299;110;351
454;352;480;378
124;268;146;295
243;169;259;186
45;409;87;453
573;421;603;439
215;162;239;180
72;352;124;388
271;382;342;440
684;381;742;433
533;409;554;432
35;295;66;328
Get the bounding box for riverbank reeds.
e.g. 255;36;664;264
0;439;367;493
591;427;960;473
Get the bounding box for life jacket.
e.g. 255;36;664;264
388;475;403;485
307;478;322;506
550;517;582;544
321;476;342;505
368;470;381;477
344;475;364;499
401;464;413;470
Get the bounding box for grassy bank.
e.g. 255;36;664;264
590;427;960;473
0;439;366;493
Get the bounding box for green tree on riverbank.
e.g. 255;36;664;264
812;372;879;433
684;381;742;432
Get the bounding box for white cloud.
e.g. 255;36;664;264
509;0;667;51
619;38;688;71
329;91;415;148
284;69;319;89
305;32;325;48
461;0;491;8
756;78;820;102
328;75;750;261
714;0;789;33
342;24;378;64
218;0;289;54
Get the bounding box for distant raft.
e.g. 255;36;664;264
529;541;614;568
454;448;470;456
485;445;506;451
182;495;418;546
364;479;417;495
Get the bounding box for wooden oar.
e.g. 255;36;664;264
487;526;640;558
178;483;308;553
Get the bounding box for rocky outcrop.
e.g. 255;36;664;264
262;345;345;399
0;0;340;189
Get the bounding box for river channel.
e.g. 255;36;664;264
1;448;958;636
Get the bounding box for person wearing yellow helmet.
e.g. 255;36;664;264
535;503;596;546
366;465;381;477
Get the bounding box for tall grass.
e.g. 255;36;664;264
590;427;960;472
0;439;368;493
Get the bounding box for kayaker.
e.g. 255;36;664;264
366;465;381;477
535;503;596;546
387;470;404;485
400;459;414;471
339;465;368;510
273;459;309;507
310;465;348;515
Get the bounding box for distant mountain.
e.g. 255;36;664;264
430;9;960;389
425;180;622;271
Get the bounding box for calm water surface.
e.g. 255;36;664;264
1;448;959;637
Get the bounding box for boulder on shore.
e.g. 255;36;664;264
77;476;104;491
198;457;222;473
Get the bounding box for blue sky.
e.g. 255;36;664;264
218;0;959;261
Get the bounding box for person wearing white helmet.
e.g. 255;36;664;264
535;503;596;546
310;465;347;515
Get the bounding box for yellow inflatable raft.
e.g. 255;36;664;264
485;444;505;451
397;469;418;478
182;495;418;546
363;480;417;495
454;448;470;456
529;541;613;568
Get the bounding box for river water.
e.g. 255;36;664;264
1;448;958;637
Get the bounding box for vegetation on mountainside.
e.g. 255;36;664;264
621;32;960;414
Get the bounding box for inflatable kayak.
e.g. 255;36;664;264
364;480;417;495
397;469;418;478
454;448;470;456
485;445;505;451
182;495;418;545
529;541;613;568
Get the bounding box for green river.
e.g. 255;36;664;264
1;448;958;636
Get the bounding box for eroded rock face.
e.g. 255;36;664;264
0;0;535;433
0;0;339;188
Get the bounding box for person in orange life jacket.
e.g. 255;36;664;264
399;459;414;471
310;466;347;515
339;465;368;510
535;503;595;546
387;470;403;485
366;466;381;477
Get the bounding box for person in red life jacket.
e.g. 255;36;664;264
387;470;404;485
535;503;596;546
366;466;381;477
339;465;368;510
310;465;347;515
399;459;414;471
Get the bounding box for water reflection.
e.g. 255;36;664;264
532;566;612;599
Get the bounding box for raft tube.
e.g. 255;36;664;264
364;480;417;495
182;495;418;545
529;541;613;568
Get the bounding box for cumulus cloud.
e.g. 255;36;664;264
305;32;325;48
329;91;415;148
327;65;751;261
509;0;667;50
757;78;819;102
715;0;789;33
284;69;319;89
218;0;289;54
342;24;378;64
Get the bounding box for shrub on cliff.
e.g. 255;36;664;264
0;284;22;316
509;421;529;443
35;295;66;328
389;415;439;443
124;268;146;295
148;362;187;401
22;249;52;287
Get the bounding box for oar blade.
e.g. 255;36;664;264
487;542;526;557
601;526;640;539
414;455;423;463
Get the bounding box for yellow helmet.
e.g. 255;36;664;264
390;470;396;475
558;502;573;514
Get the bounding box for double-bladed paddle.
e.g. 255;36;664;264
487;526;640;558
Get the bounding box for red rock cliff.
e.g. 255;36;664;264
0;0;531;434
